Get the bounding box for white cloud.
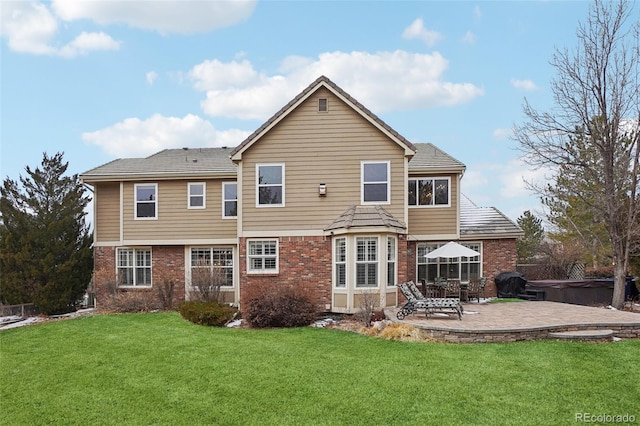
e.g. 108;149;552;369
82;114;251;157
146;71;158;86
192;51;484;120
402;18;443;47
52;0;257;34
474;6;482;20
510;78;538;91
492;128;513;141
0;1;120;57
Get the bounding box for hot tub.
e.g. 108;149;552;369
526;279;614;306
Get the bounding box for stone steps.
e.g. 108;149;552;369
548;329;614;341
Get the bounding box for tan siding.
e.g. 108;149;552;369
122;180;236;241
95;183;120;242
407;173;459;235
241;88;407;232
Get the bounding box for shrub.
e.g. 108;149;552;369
178;301;238;327
156;275;176;310
100;291;160;313
244;285;320;328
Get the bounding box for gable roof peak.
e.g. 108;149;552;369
230;76;416;160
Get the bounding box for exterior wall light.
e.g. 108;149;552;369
318;183;327;196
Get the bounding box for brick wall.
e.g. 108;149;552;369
238;236;333;310
403;238;518;297
93;245;186;306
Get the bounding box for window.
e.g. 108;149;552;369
362;161;389;204
257;164;284;206
190;247;233;288
117;248;152;287
417;242;481;283
135;184;157;219
334;238;346;288
387;237;396;287
188;182;205;209
247;239;278;273
356;237;378;287
318;98;328;112
408;178;450;207
223;182;237;218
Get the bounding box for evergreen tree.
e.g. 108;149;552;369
0;153;93;314
516;211;545;263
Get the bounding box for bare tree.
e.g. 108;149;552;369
513;0;640;308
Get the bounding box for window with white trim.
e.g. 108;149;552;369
190;247;233;288
417;242;481;283
334;237;346;288
188;182;205;209
222;182;237;218
356;237;378;287
387;236;396;287
117;248;152;287
247;239;278;273
408;178;450;207
362;161;390;204
135;184;157;219
257;164;284;206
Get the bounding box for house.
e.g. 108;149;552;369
81;76;523;313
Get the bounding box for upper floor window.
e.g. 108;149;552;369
223;182;237;218
247;239;278;273
135;183;157;219
408;178;450;207
362;161;390;204
188;182;205;209
318;98;328;112
257;164;284;207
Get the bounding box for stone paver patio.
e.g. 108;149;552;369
385;301;640;343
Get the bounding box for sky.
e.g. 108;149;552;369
1;0;598;223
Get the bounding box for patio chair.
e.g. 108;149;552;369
396;281;462;320
466;279;482;302
445;279;461;299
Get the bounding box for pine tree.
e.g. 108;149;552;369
0;153;93;314
516;211;545;263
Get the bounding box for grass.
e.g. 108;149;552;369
1;312;638;425
488;298;525;303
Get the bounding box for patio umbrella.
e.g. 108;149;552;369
424;241;480;259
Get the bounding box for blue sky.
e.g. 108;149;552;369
1;0;595;222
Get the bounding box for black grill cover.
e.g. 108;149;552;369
495;271;527;298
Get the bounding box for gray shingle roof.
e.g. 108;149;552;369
460;194;523;238
324;205;407;233
408;143;465;173
80;147;236;181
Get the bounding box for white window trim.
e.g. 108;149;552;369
189;247;234;288
116;247;152;288
355;236;379;288
408;177;451;208
247;239;279;274
387;236;397;288
361;161;390;205
134;183;158;220
256;163;285;208
333;237;347;288
222;182;238;219
188;182;206;210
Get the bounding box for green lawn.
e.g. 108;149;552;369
1;312;638;425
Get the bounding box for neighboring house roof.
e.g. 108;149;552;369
459;194;523;239
324;205;407;234
230;75;417;161
408;143;466;174
80;147;237;182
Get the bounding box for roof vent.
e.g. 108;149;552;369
182;147;188;150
